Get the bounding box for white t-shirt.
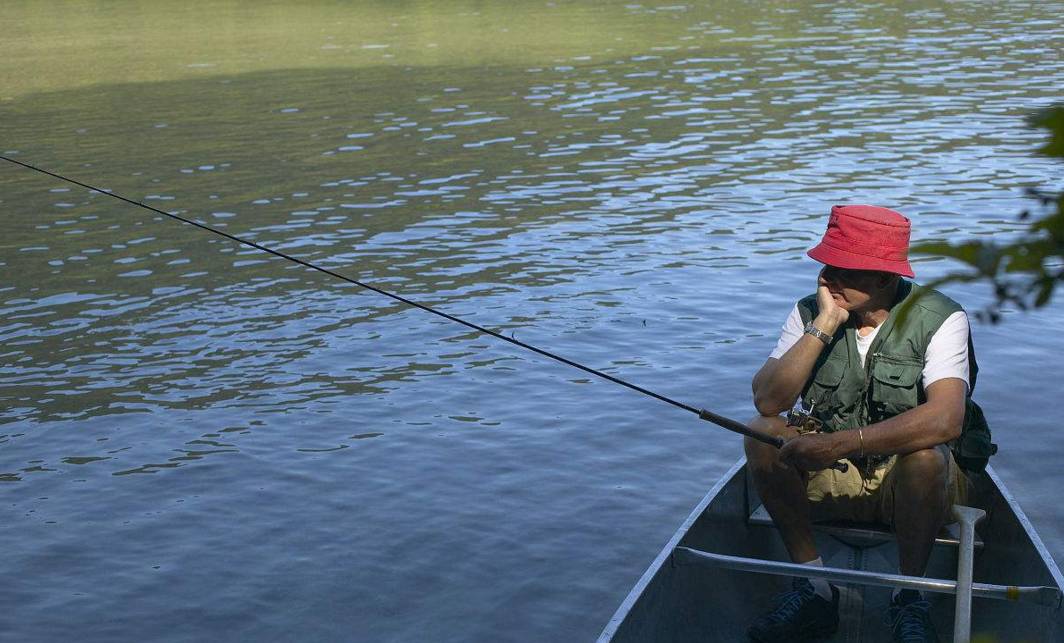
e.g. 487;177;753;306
768;305;970;390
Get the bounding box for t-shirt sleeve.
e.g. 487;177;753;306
768;304;804;360
922;311;970;390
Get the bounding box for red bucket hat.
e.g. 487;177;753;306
807;205;915;278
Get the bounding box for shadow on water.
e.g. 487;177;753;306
1;62;756;292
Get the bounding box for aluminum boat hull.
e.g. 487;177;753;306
600;459;1064;642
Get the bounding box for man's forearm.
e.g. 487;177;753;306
753;313;841;416
753;336;826;415
820;380;967;461
858;395;965;457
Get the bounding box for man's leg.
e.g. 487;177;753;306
883;447;951;641
745;415;839;642
743;415;817;563
889;447;950;576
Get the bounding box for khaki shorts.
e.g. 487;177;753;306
806;444;969;526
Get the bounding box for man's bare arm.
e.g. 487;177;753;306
753;278;849;416
856;377;966;455
752;341;828;416
778;377;967;470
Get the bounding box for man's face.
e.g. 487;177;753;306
818;265;891;311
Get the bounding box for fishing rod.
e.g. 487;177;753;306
0;154;811;456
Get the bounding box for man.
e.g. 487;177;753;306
745;205;993;642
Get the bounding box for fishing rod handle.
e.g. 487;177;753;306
697;409;783;447
694;409;848;472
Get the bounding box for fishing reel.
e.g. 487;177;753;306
786;401;824;435
785;402;849;473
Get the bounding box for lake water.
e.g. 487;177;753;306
2;1;1063;640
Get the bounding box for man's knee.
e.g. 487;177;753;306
748;414;791;436
893;447;948;487
744;415;794;466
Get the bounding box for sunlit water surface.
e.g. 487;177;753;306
2;1;1063;640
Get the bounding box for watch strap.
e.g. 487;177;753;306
803;321;832;345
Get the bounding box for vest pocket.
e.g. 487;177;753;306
812;357;846;387
870;354;922;419
804;357;848;430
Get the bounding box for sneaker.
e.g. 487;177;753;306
748;577;839;642
886;592;939;642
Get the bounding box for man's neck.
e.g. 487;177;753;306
852;280;902;334
854;309;889;336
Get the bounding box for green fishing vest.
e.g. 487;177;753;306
796;280;996;472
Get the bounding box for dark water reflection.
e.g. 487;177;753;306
2;1;1064;640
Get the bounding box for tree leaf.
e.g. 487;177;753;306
907;103;1064;322
1034;277;1055;307
911;240;996;271
1029;106;1064;159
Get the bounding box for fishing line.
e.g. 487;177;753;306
1;154;781;448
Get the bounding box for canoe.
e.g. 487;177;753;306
599;458;1064;642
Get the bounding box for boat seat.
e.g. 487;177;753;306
748;503;984;549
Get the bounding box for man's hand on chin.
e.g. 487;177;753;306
815;269;849;334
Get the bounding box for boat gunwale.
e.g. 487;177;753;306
983;464;1064;596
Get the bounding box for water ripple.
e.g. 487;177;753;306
2;1;1064;641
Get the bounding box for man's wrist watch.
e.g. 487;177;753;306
803;321;832;345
